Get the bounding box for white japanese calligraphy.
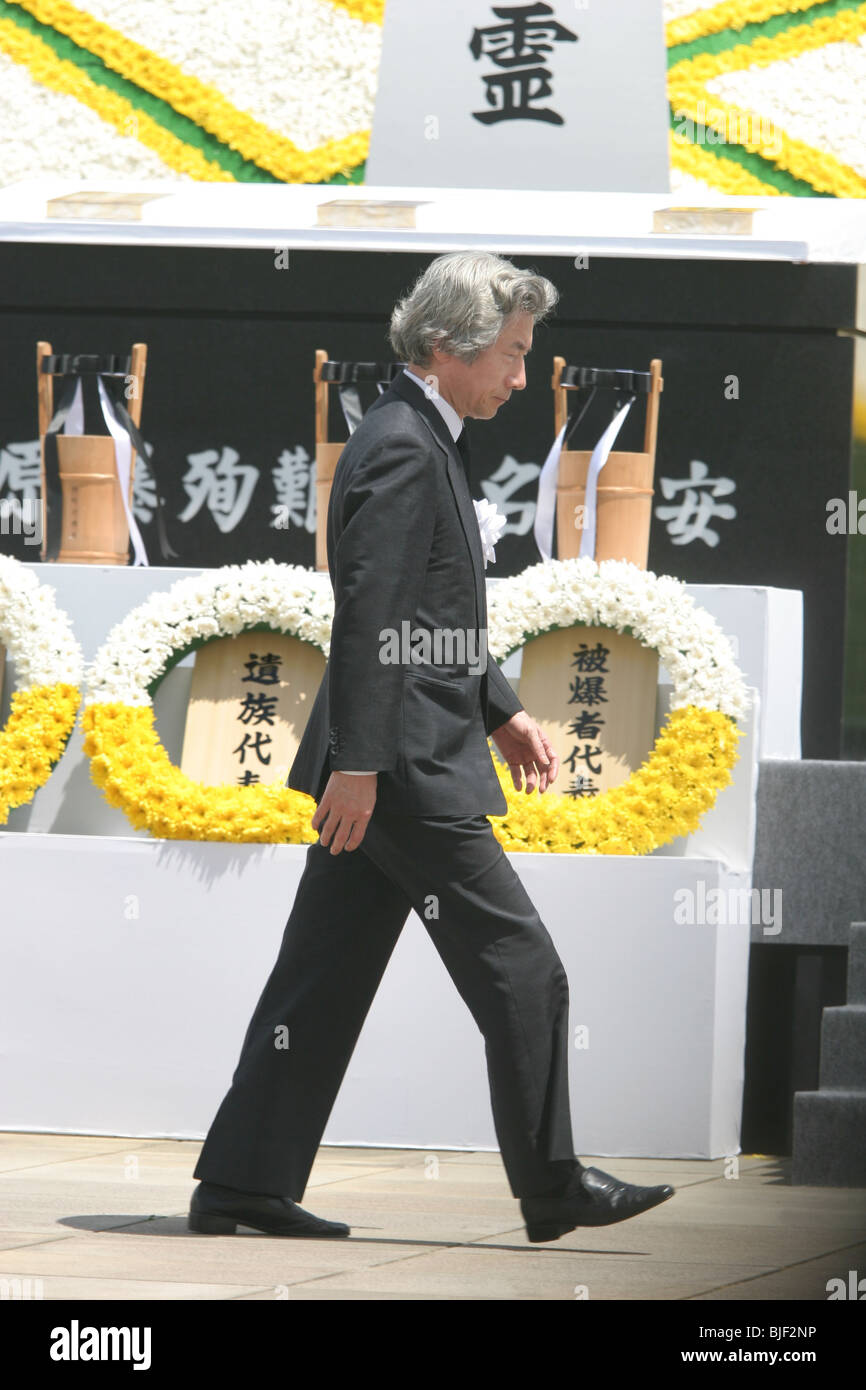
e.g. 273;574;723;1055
655;459;736;547
270;445;316;533
480;453;540;537
178;447;259;533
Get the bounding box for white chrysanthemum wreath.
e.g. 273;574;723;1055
0;555;84;823
485;558;751;855
82;561;333;842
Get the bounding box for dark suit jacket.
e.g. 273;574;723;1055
287;370;524;814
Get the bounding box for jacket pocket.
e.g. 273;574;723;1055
401;668;481;769
405;668;458;691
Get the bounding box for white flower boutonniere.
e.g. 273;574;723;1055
473;498;507;567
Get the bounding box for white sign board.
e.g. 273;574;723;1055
367;0;671;193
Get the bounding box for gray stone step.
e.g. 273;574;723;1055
792;1090;866;1187
818;1005;866;1088
848;922;866;1005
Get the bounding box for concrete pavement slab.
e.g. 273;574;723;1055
0;1228;418;1288
274;1248;781;1300
2;1132;863;1301
0;1135;143;1173
474;1220;865;1266
0;1274;278;1300
690;1243;866;1300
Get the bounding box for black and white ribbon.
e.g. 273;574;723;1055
95;376;148;566
319;361;403;437
534;378;640;562
41;356;177;564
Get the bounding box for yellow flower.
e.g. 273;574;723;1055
488;706;740;855
82;701;321;843
0;683;81;823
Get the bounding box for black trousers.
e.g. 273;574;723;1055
192;806;579;1201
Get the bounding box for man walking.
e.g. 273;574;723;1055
189;252;675;1244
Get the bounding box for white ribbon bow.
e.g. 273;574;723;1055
473;497;507;567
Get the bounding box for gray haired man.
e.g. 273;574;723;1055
189;252;675;1244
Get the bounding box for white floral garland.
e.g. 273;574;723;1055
487;557;750;720
0;0;380;186
0;555;84;822
78;554;750;848
84;555;750;718
0;554;84;688
80;0;382;150
84;560;333;704
705;39;866;182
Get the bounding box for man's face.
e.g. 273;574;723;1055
436;310;533;420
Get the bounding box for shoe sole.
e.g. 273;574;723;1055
525;1189;674;1242
525;1219;578;1243
188;1211;350;1238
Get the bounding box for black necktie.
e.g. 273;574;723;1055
456;427;471;472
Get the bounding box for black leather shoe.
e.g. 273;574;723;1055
521;1166;675;1243
188;1182;350;1238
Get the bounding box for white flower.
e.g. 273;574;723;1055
0;556;84;688
487;556;750;721
473;499;507;567
84;560;333;706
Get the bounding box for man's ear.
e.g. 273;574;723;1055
429;336;452;367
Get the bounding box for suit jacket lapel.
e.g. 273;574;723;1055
386;373;487;633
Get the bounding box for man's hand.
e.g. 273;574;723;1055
490;711;559;794
312;771;377;854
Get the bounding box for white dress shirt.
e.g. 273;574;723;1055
340;368;464;775
402;367;463;442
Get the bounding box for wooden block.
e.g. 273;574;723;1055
517;626;658;797
316;199;430;229
556;448;655;566
55;435;130;565
180;633;326;787
652;206;755;236
46;191;171;221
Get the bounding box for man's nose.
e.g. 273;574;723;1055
508;360;527;390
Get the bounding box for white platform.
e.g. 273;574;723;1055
0;564;794;1155
0;833;752;1158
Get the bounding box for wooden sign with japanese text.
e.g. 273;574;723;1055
518;627;658;797
180;635;326;788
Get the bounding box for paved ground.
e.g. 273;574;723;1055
1;1132;864;1301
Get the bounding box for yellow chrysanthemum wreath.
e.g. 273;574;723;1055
81;561;332;843
0;555;83;823
485;559;752;855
